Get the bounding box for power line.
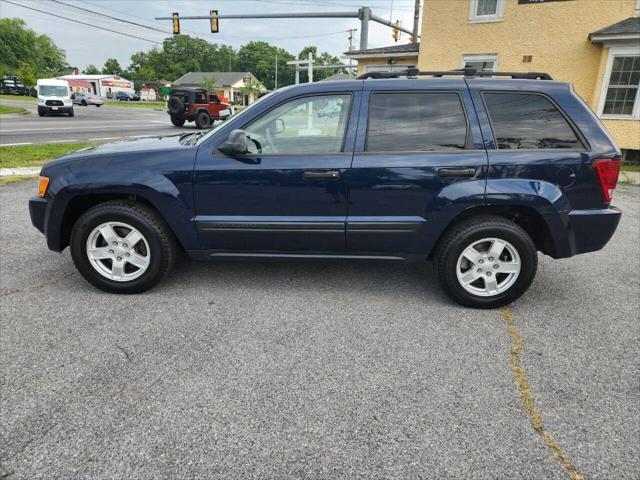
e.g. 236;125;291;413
49;0;169;34
4;0;163;45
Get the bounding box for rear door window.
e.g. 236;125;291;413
483;93;583;149
366;92;468;152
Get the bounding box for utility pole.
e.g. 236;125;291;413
412;0;420;44
157;9;417;52
347;28;357;78
275;51;278;89
308;52;313;83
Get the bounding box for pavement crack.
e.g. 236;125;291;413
0;272;74;297
115;344;133;362
500;308;584;480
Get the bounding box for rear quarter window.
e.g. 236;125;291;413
366;92;468;152
483;92;584;150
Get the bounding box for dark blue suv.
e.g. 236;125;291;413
29;69;622;308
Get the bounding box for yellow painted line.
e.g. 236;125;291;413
500;307;584;480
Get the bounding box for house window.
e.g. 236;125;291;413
599;48;640;118
468;0;505;23
462;54;498;72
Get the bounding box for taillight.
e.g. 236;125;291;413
592;157;621;203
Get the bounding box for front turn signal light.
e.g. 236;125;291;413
38;176;49;198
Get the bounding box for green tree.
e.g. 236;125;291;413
0;18;67;76
83;64;100;74
102;58;123;76
237;41;294;90
16;62;36;87
200;77;218;92
239;78;264;99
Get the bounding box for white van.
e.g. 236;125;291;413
37;78;74;117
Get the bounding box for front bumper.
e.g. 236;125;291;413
549;206;622;258
39;105;73;113
29;196;47;234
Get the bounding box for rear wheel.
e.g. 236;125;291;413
194;111;211;129
70;201;176;293
170;115;186;127
434;215;537;308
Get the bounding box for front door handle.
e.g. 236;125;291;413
303;170;341;180
437;167;476;178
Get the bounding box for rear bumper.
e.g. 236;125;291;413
29;196;47;234
548;206;622;258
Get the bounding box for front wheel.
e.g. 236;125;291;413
81;100;87;106
434;215;537;308
68;108;75;117
70;201;176;293
194;111;211;129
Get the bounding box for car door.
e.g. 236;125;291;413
193;90;361;253
347;79;488;256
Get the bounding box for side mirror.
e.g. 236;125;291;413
218;129;249;156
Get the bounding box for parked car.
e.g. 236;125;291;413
72;92;103;107
0;75;29;96
29;69;622;308
115;91;139;101
166;88;233;129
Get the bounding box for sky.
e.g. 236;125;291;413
0;0;421;70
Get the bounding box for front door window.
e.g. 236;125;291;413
244;94;352;155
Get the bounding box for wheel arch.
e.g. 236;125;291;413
430;204;558;259
55;191;193;253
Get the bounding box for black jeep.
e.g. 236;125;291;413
166;87;233;129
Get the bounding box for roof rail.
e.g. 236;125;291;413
357;67;553;80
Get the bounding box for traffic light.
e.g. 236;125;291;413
391;20;400;42
210;10;219;33
172;12;180;35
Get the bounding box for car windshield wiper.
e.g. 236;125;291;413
179;131;204;145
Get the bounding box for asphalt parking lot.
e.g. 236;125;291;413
0;99;195;146
0;179;638;479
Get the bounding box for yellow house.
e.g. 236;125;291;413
345;43;420;77
419;0;640;157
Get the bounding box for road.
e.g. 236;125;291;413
0;180;638;479
0;99;198;146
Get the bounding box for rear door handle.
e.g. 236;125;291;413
437;167;476;178
303;170;341;180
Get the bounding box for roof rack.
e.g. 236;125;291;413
357;67;553;80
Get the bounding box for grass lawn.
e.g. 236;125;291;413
621;163;640;173
0;94;35;102
0;175;37;185
0;104;26;114
0;142;95;168
104;101;166;109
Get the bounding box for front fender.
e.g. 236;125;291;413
44;170;197;252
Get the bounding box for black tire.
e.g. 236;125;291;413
81;100;87;106
96;104;102;107
167;96;184;115
38;108;46;117
170;115;186;127
68;108;75;117
194;111;211;129
434;215;537;308
70;201;176;294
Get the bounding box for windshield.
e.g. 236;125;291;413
39;85;68;97
197;90;278;144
